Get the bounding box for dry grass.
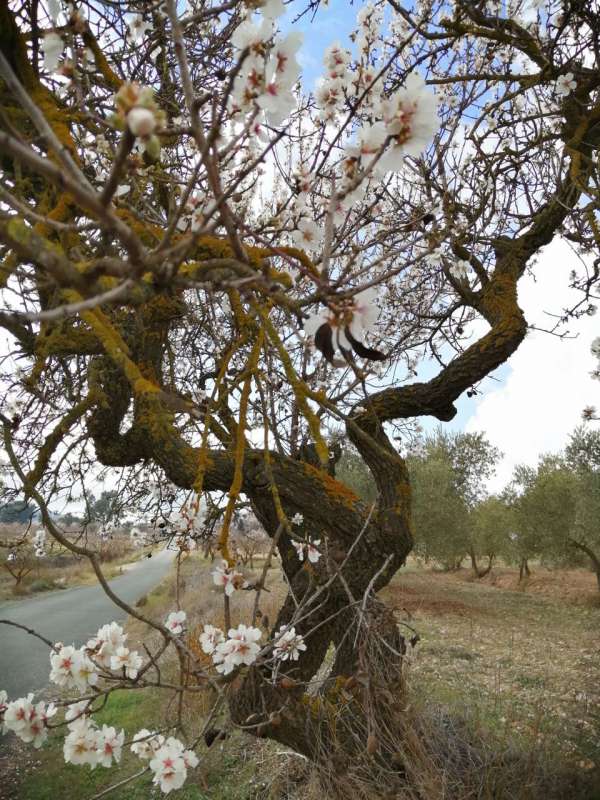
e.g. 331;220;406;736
382;566;600;772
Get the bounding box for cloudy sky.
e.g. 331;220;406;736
452;238;598;490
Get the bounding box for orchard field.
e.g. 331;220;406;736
2;553;599;800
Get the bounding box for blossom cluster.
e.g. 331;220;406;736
48;621;144;693
199;621;307;672
132;731;199;794
63;709;124;770
199;622;262;674
229;2;302;128
1;691;56;748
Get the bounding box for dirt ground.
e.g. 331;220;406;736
383;565;600;770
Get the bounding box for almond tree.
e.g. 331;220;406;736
1;0;599;795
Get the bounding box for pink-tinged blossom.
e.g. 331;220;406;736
87;621;127;669
63;717;100;767
315;77;346;121
165;610;187;635
96;725;125;768
378;72;439;161
3;694;34;734
211;561;246;596
49;645;98;692
323;41;351;79
231;17;273;51
149;737;198;794
555;72;576;96
199;624;225;655
213;624;262;675
346;122;387;163
273;626;307;661
3;695;55;747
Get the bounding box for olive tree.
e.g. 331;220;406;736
565;426;600;590
409;429;501;574
1;0;599;795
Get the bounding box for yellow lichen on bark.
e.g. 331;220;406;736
218;332;264;564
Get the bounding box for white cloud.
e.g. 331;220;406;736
465;238;599;491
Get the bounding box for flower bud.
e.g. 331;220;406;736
127;107;156;138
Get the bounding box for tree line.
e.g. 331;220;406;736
341;426;600;591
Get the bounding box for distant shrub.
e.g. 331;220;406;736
29;578;59;593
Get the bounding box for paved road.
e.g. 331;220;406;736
0;550;175;698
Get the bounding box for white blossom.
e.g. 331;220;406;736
131;729;165;760
42;32;63;72
110;646;143;679
231;17;273;51
272;626;307;661
199;624;225;655
149;737;198;794
555;72;576;96
211;560;246;596
260;0;285;19
47;0;63;24
213;624;262;674
127;13;153;42
165;610;187;635
307;540;321;563
449;259;470;281
63;716;100;767
127;107;157;138
291;218;323;251
292;540;305;561
304;287;380;358
96;725;124;768
291;538;321;563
